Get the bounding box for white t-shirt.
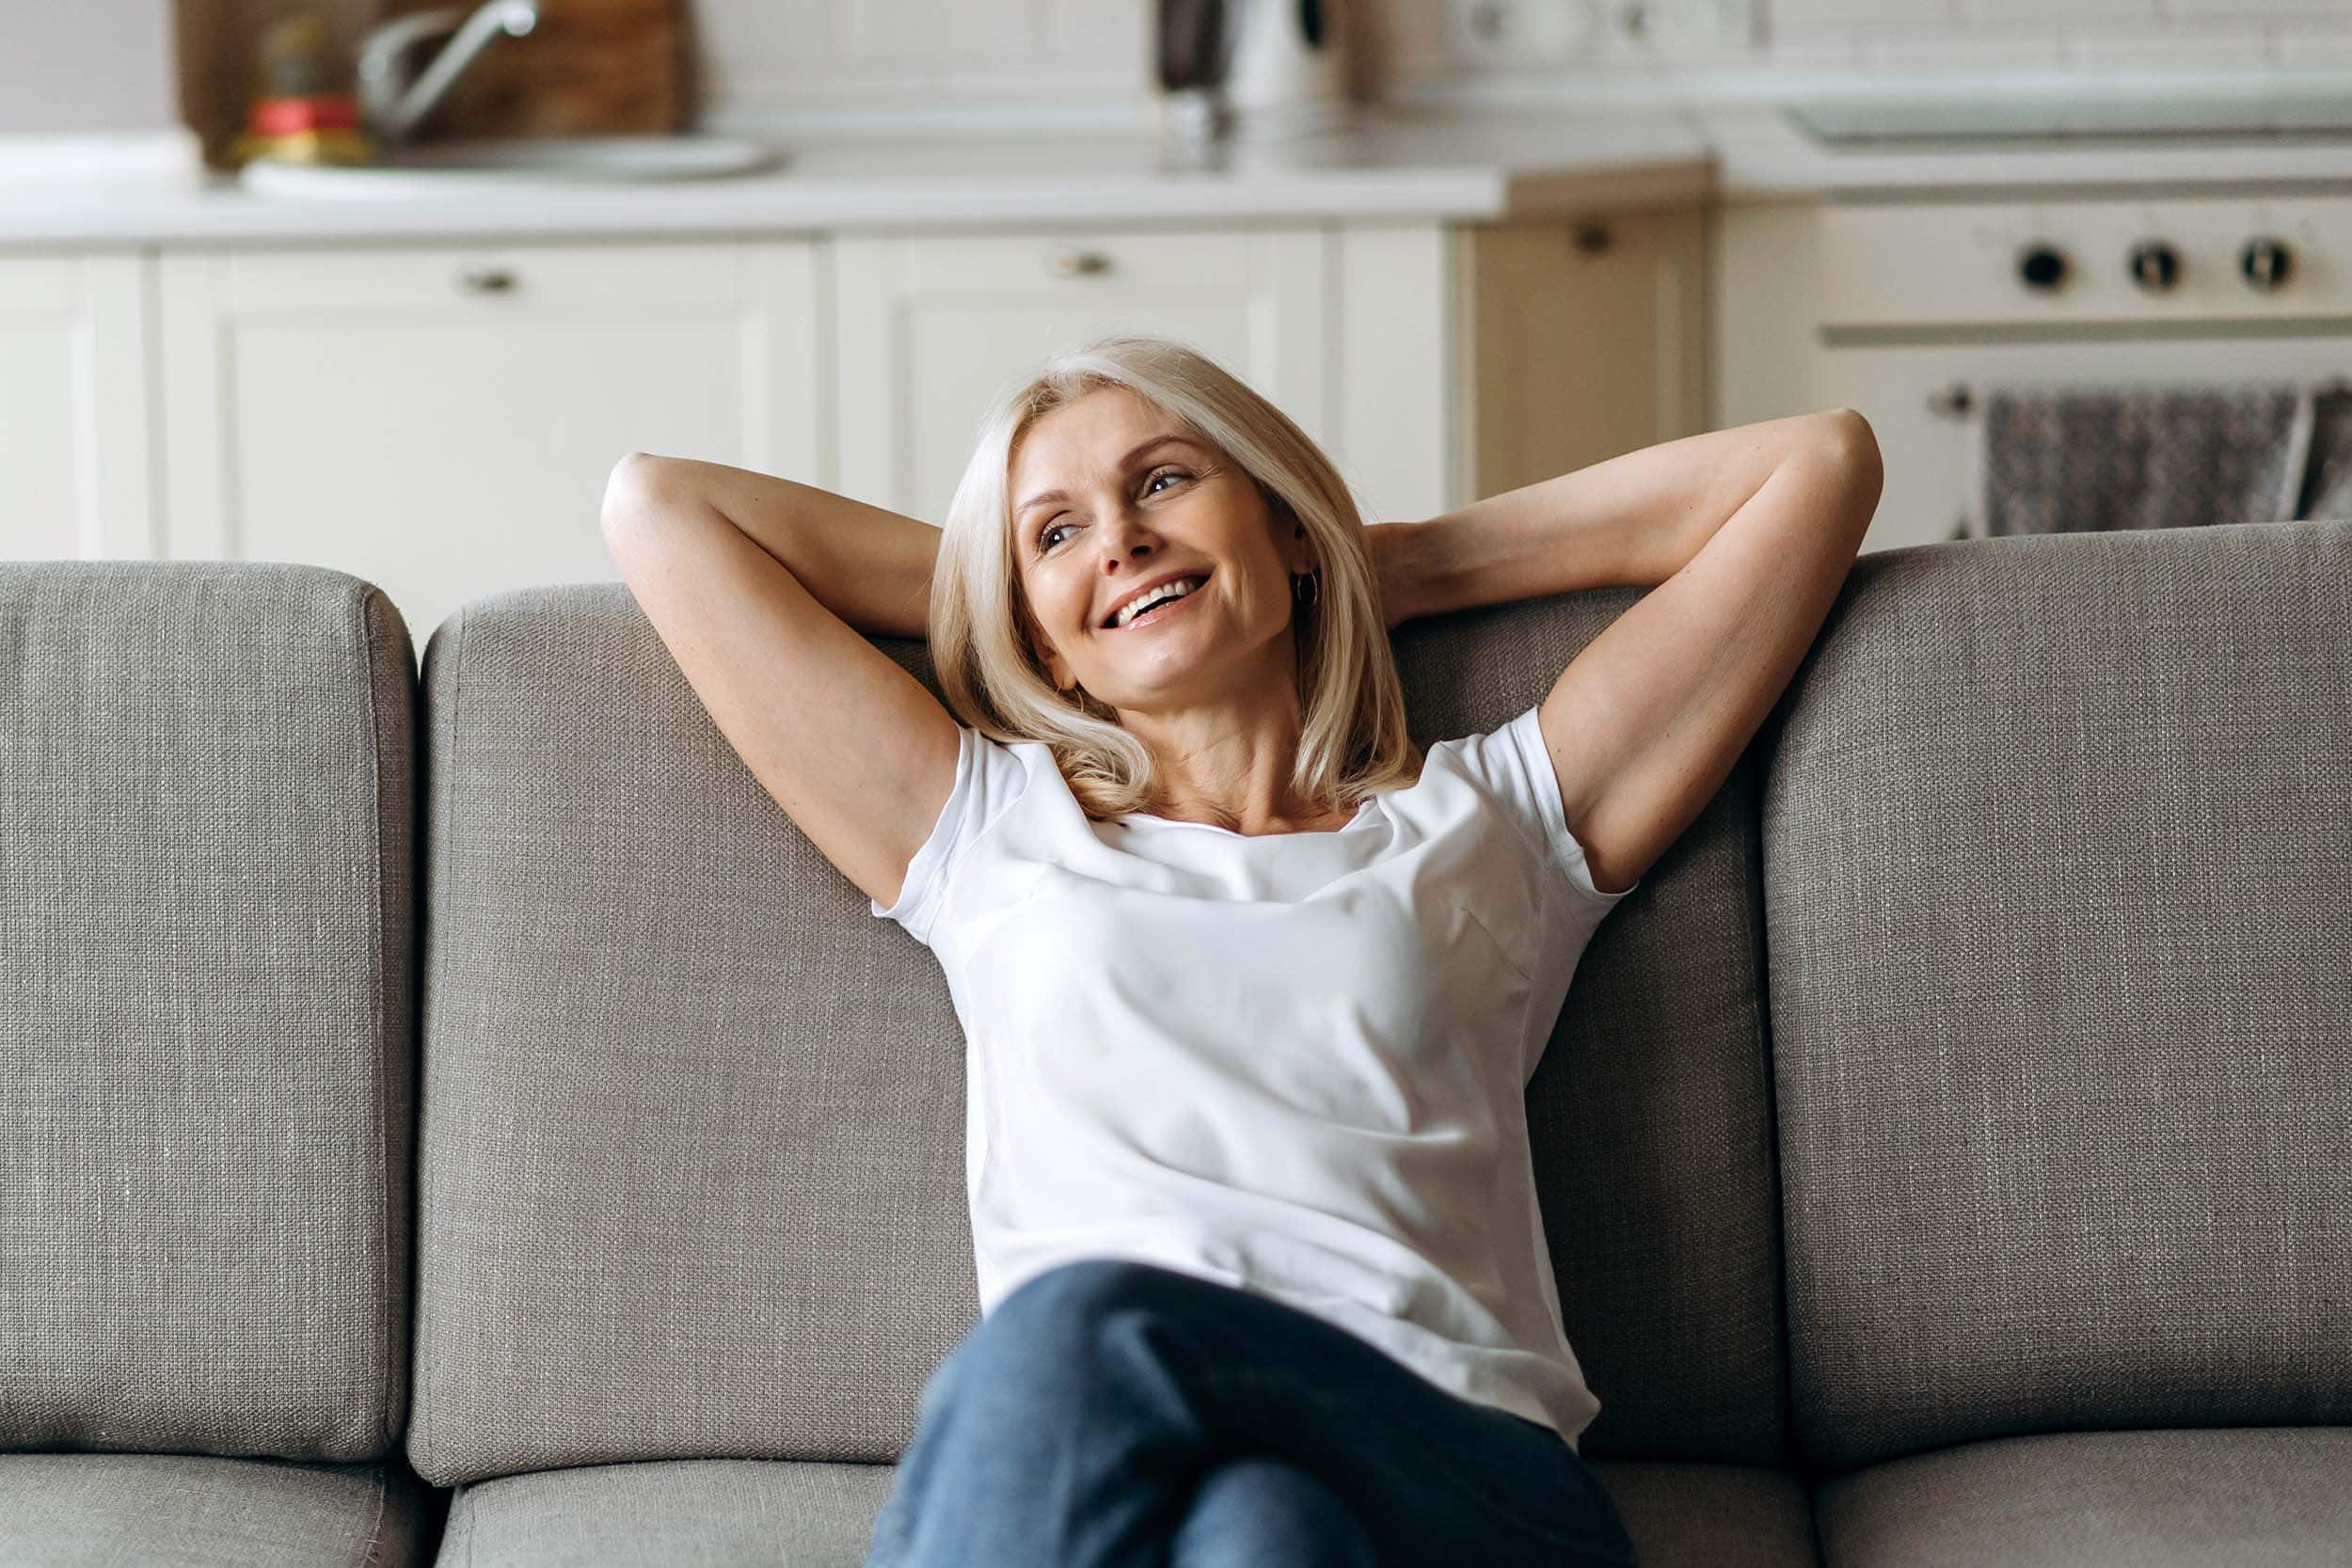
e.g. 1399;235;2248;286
868;702;1639;1451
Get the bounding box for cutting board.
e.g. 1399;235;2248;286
374;0;685;137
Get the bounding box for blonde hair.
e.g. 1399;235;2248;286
926;332;1422;821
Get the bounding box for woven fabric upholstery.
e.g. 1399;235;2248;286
1595;1462;1820;1568
1816;1428;2352;1567
1394;592;1788;1466
434;1454;1821;1568
0;1452;432;1567
408;579;1787;1487
1763;518;2352;1475
437;1456;895;1564
409;586;979;1490
0;561;418;1463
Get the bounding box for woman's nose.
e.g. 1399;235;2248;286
1096;513;1157;566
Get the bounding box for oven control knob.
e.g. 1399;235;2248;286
2018;245;2067;290
2129;240;2181;292
2241;236;2293;292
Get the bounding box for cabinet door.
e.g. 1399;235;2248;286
1456;209;1708;511
158;239;822;658
827;224;1450;531
0;250;158;560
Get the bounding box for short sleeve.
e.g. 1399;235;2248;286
868;723;1034;946
1448;702;1639;910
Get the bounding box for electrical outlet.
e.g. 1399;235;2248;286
1449;0;1600;67
1615;0;1757;51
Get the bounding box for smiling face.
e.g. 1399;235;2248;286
1009;385;1311;719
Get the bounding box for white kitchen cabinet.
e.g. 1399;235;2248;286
130;212;1704;657
826;224;1455;531
1456;210;1709;511
0;250;158;561
156;238;824;659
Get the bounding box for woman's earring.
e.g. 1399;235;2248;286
1292;569;1320;608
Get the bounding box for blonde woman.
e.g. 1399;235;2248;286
602;335;1882;1568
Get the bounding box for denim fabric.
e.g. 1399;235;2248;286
863;1258;1641;1568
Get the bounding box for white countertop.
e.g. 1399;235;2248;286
9;80;2352;248
1692;99;2352;198
0;106;1710;246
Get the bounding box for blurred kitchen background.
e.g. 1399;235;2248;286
8;0;2352;658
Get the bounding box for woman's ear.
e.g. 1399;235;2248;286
1027;627;1073;692
1012;598;1067;691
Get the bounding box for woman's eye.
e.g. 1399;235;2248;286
1038;468;1190;551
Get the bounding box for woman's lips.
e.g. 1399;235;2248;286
1105;572;1209;631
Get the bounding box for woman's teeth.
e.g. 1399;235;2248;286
1111;576;1202;628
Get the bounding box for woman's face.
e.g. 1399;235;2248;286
1009;386;1309;716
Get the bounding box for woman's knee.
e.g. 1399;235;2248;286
919;1259;1187;1411
975;1258;1192;1359
1172;1456;1377;1568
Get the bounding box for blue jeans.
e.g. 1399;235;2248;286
861;1258;1642;1568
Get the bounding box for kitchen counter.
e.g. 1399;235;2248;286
11;78;2352;247
0;106;1713;246
1691;98;2352;198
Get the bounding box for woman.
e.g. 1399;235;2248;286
601;335;1882;1568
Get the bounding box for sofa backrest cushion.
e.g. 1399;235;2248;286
1765;519;2352;1474
0;561;417;1463
406;581;1788;1486
1392;593;1790;1468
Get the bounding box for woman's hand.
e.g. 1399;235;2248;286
1363;519;1425;632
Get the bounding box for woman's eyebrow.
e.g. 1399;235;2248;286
1017;436;1200;518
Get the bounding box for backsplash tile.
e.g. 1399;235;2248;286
695;0;2289;130
16;0;2311;150
1969;0;2149;23
2065;19;2277;66
1855;28;2070;67
1769;0;1953;39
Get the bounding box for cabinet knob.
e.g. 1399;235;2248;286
1046;247;1113;278
458;265;517;294
1925;381;1973;420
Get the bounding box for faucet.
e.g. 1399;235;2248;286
355;0;541;146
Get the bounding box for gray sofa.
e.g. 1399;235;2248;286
4;515;2347;1567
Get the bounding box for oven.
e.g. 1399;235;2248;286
1722;186;2352;555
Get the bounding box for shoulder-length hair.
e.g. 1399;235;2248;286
926;332;1422;822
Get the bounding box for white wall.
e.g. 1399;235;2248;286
18;0;2348;140
3;0;178;133
693;0;2352;135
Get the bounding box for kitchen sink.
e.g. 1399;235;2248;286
240;135;785;198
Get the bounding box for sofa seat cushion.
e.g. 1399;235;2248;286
1816;1427;2352;1566
0;1452;432;1566
436;1454;1810;1567
1592;1461;1819;1568
437;1458;894;1564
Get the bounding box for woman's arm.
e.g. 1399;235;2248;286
1380;409;1863;621
601;454;962;911
624;456;941;640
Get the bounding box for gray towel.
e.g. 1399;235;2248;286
1975;380;2314;537
2293;386;2352;521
